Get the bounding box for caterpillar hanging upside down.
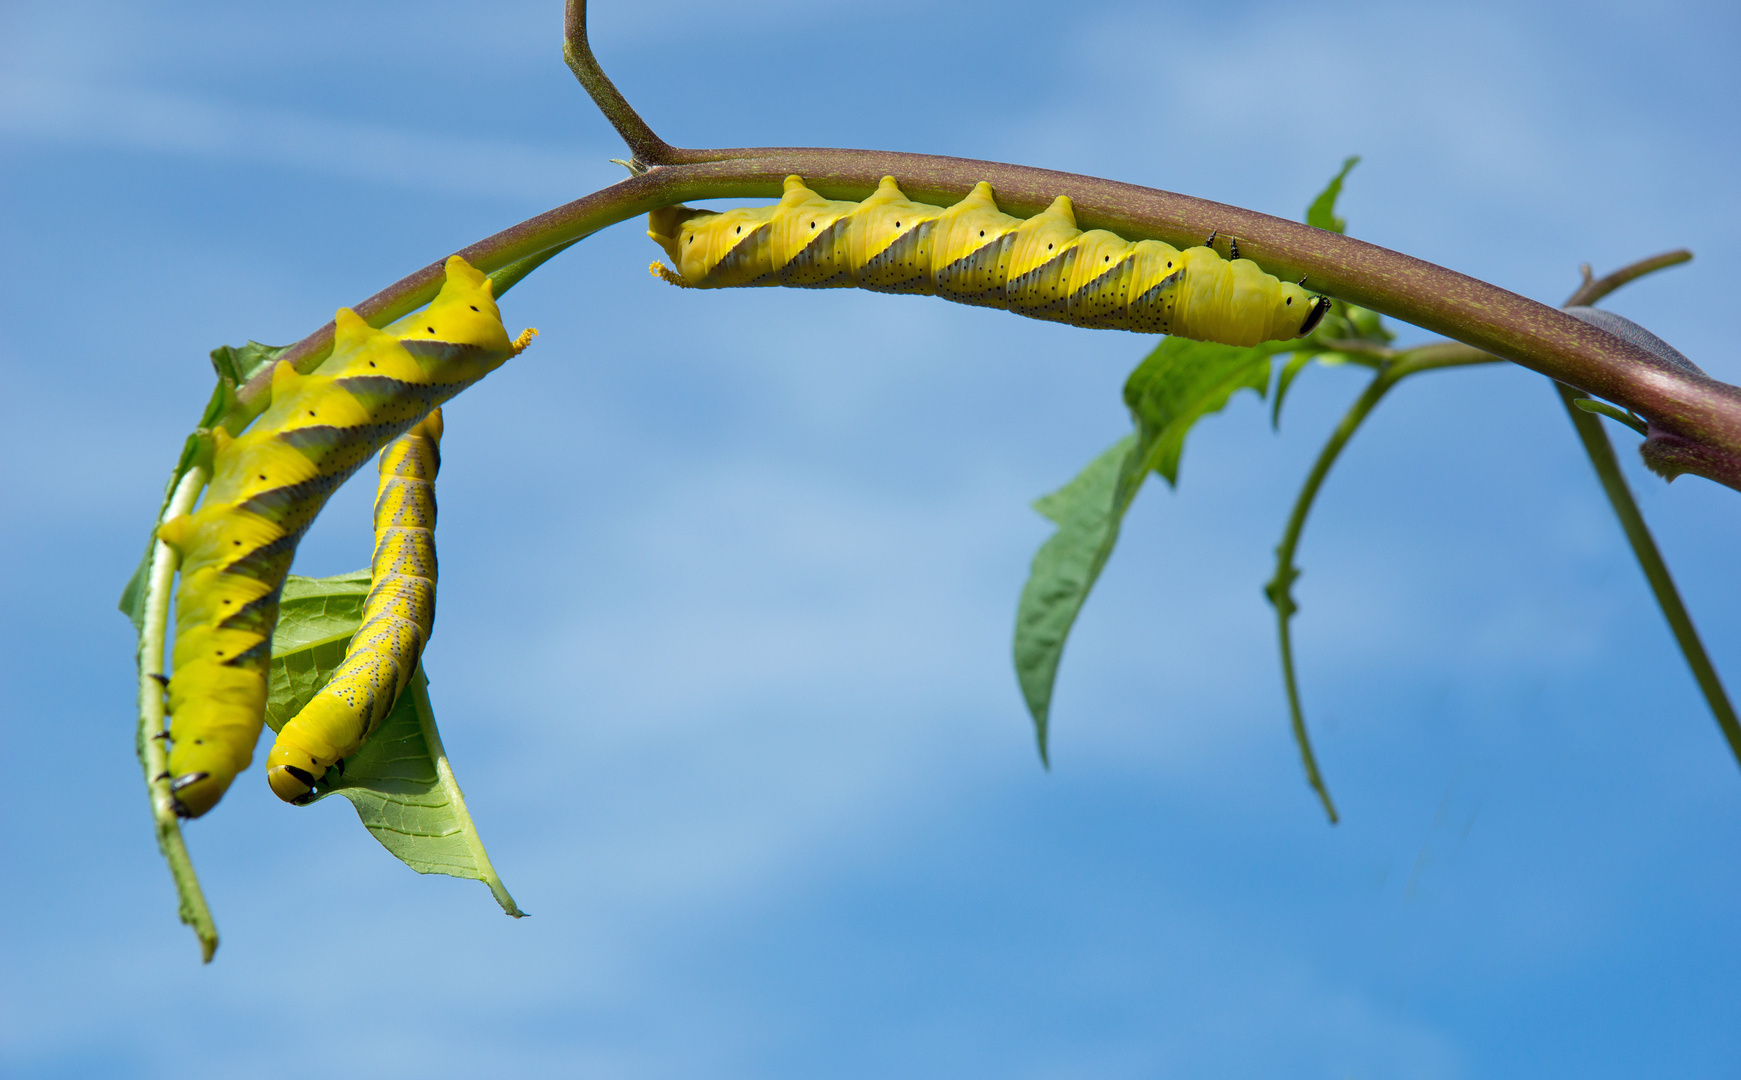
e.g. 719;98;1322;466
648;175;1330;345
266;409;445;804
156;256;535;818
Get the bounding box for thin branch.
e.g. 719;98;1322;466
137;465;218;963
1546;250;1741;770
562;0;675;166
1265;371;1402;825
1567;249;1693;308
1552;381;1741;768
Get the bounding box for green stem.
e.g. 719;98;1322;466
1266;344;1502;823
1265;375;1392;824
136;465;218;963
1550;382;1741;768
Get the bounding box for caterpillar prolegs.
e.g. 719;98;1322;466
266;409;444;804
156;256;535;818
649;176;1330;345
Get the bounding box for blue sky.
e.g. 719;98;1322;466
3;0;1740;1076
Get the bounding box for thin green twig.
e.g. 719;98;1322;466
1551;251;1741;770
1266;250;1723;822
136;464;217;962
1264;375;1391;824
1551;381;1741;768
1266;341;1502;823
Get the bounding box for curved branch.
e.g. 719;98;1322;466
245;27;1741;489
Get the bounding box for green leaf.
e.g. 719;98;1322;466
266;571;524;918
265;569;374;729
1306;155;1360;234
209;340;289;389
1013;338;1282;760
1014;435;1147;762
1124;336;1279;484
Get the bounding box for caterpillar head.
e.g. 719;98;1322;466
266;750;325;804
168;770;230;818
1272;282;1332;340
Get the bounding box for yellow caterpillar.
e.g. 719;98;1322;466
649;175;1329;345
266;409;444;804
157;256;534;818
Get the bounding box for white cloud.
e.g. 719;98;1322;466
0;76;608;203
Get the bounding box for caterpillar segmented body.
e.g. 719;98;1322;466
649;175;1330;345
156;256;534;818
266;409;445;804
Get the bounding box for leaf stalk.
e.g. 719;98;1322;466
136;464;218;962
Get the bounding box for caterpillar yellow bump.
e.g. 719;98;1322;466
266;410;445;804
648;175;1330;346
156;256;536;818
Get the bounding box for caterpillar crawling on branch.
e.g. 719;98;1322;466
649;175;1330;345
266;409;446;804
157;256;534;818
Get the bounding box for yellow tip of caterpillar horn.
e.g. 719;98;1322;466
269;358;304;400
332;307;376;352
442;254;493;296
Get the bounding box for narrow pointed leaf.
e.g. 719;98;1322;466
1014;338;1280;760
1014;435;1146;762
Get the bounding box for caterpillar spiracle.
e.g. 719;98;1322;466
265;409;445;804
649;175;1331;345
156;256;535;818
